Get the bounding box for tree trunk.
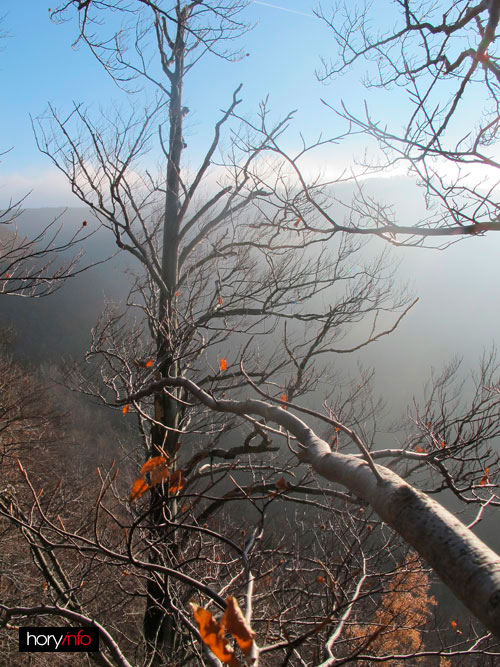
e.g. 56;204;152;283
143;27;186;665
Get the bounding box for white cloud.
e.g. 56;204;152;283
0;168;83;209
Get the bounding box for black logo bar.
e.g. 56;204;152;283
19;627;100;652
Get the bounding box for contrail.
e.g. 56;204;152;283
252;1;316;18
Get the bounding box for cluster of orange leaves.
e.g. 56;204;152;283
220;358;228;371
129;456;185;502
346;556;435;659
190;596;255;665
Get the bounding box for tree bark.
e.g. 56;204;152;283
144;15;187;665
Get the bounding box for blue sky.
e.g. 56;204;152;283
0;0;493;207
0;0;399;207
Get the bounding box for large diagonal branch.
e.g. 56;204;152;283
123;376;500;638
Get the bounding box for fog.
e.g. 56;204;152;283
0;183;500;482
4;176;500;430
4;175;500;416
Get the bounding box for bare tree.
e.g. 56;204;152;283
34;0;414;661
3;1;500;665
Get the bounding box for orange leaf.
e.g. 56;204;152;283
316;575;325;583
480;467;490;486
335;426;340;433
220;358;228;371
275;476;290;492
190;604;240;666
122;404;130;415
181;500;194;513
441;441;446;448
218;295;223;306
140;456;167;474
5;273;12;279
129;477;149;502
280;393;288;410
415;446;426;453
294;217;301;227
151;466;170;487
145;359;154;368
451;620;457;628
222;596;255;656
169;469;185;494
